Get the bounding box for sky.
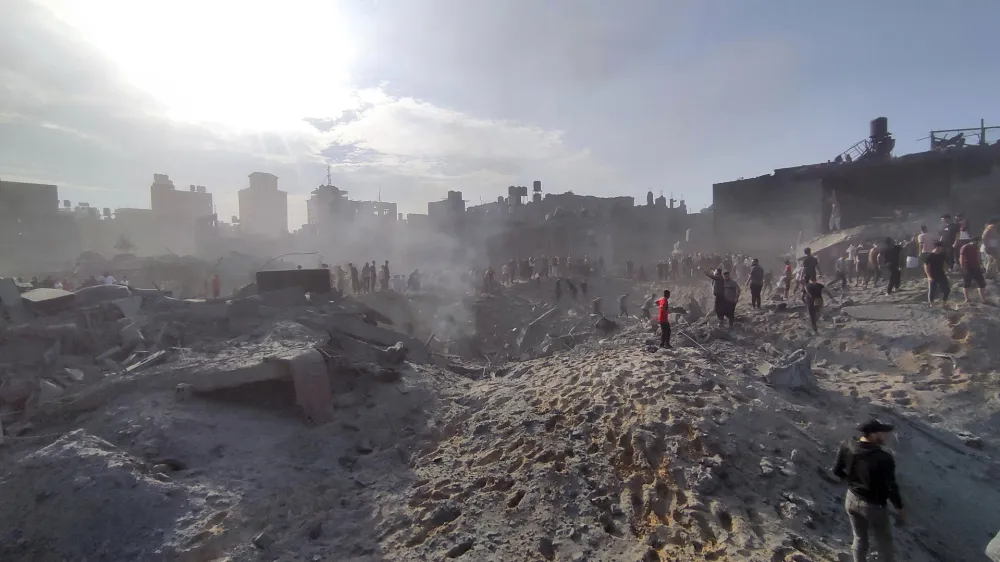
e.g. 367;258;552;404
2;0;998;229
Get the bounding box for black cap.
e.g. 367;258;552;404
858;418;894;435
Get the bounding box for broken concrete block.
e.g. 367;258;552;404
384;342;408;364
594;316;619;333
185;359;285;393
111;295;143;319
766;350;817;390
120;322;145;348
96;346;123;362
21;288;76;315
38;379;65;404
324;315;427;360
73;283;131;307
517;307;560;353
43;340;62;367
62;368;85;383
987;529;1000;561
272;349;334;425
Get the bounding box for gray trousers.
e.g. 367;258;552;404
845;490;894;562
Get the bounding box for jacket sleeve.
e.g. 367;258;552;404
832;443;848;480
884;454;904;509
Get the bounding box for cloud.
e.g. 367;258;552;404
1;0;627;229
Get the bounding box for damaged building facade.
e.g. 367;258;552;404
458;181;699;267
713;117;1000;254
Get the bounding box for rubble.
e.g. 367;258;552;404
765;350;818;390
1;266;1000;561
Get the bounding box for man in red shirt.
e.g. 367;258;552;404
959;237;987;303
656;289;671;348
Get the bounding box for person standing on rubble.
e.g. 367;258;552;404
959;236;987;303
916;225;934;265
722;272;740;327
381;261;390;292
983;219;1000;278
211;273;221;299
925;241;950;305
868;243;882;286
803;279;837;332
618;293;629;318
703;267;727;323
565;278;578;300
802;248;820;283
939;214;960;271
554;278;562;302
782;260;793;299
832;419;904;562
580;279;588;298
360;262;370;293
349;263;360;294
882;238;902;295
745;258;764;309
656;289;671;348
834;253;848;290
641;293;655;320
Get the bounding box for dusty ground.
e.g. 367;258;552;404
2;271;1000;561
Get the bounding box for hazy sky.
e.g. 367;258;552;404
2;0;998;228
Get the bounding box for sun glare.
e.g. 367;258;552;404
40;0;360;131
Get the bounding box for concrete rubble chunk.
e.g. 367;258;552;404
987;529;1000;561
120;322;146;348
21;288;76;315
73;284;131;307
321;315;428;361
517;307;560;353
38;379;66;404
272;349;333;425
766;350;817;390
111;296;143;319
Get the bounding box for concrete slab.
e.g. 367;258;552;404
188;359;287;392
318;314;428;360
20;288;75;315
74;284;131;307
272;349;334;425
987;530;1000;561
112;295;143;319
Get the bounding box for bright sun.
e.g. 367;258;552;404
39;0;360;131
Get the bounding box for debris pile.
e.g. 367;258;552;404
2;269;1000;561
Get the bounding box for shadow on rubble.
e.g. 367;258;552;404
173;334;447;562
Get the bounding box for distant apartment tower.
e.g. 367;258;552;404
149;173;213;221
149;173;214;256
239;172;288;238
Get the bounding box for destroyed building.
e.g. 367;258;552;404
713;117;1000;254
465;181;697;265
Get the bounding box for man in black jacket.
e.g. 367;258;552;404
832;419;904;562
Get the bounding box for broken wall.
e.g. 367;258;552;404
713;174;823;254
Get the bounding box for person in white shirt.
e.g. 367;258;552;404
915;225;935;264
101;273;116;285
846;244;857;283
829;192;842;231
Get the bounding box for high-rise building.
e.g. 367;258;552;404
149;173;214;256
238;172;288;238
